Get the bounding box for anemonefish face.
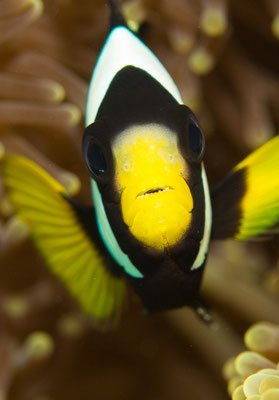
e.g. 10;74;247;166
113;120;205;251
83;104;205;253
113;124;192;251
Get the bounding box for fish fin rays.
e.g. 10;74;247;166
211;136;279;241
1;154;126;329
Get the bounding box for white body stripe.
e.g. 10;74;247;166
191;165;212;270
86;26;182;126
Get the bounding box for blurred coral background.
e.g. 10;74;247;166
0;0;278;399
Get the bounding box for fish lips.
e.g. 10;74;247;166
120;176;193;251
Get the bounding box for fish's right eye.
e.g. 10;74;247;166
83;133;109;182
82;120;112;183
86;142;107;177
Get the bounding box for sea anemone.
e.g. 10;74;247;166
224;322;279;400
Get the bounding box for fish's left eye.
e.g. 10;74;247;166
187;118;205;163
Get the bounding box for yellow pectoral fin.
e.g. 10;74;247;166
235;136;279;240
211;135;279;240
1;154;125;329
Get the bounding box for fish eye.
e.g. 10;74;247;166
84;140;107;179
82;120;112;183
187;118;205;162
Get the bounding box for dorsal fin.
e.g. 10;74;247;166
107;0;128;31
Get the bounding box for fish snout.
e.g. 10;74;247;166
121;176;193;251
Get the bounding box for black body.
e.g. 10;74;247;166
83;65;207;313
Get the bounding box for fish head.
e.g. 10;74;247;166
83;104;205;253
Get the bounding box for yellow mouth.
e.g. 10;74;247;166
136;186;173;199
112;124;194;251
121;177;193;251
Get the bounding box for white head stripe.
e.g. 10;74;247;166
191;165;212;270
91;180;143;278
86;26;182;126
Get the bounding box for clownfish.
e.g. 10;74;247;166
1;0;279;328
